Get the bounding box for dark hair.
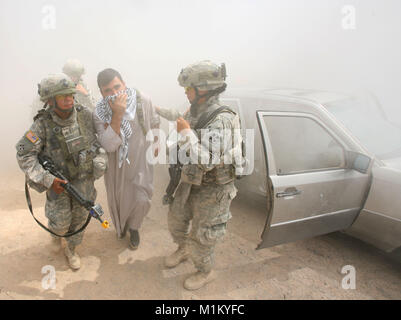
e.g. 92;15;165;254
97;68;124;88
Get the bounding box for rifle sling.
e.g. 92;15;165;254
25;178;92;238
194;106;235;131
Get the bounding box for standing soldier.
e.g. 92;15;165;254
160;61;243;290
62;59;97;110
16;74;107;270
30;59;96;120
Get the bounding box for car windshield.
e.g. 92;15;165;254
325;97;401;160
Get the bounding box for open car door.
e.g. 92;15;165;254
256;111;372;249
346;165;401;252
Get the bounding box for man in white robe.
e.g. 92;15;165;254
93;68;160;249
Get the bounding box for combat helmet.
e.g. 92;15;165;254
62;59;85;79
178;60;227;91
38;73;76;102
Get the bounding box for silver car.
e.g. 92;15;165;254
221;88;401;255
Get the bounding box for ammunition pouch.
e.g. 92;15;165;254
203;165;235;185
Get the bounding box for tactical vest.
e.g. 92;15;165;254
38;106;96;181
192;104;239;185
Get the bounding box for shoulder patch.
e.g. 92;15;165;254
25;130;40;145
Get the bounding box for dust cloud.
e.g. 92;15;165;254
0;0;400;174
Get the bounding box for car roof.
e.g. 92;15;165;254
223;87;353;106
263;88;352;104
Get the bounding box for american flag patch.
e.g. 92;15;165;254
26;130;40;144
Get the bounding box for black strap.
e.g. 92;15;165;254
24;179;92;238
194;106;236;130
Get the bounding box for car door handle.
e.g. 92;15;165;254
276;188;302;198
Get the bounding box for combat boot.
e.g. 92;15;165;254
164;245;189;268
64;245;81;270
184;270;217;290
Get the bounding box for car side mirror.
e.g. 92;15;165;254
346;151;371;174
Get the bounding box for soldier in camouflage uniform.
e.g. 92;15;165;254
16;74;107;270
159;61;243;290
62;59;97;110
30;59;96;120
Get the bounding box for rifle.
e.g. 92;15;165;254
163;159;182;205
39;154;109;229
25;154;110;237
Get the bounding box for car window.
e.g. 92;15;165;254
263;115;345;175
325;98;401;160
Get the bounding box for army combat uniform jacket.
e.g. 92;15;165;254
74;80;97;111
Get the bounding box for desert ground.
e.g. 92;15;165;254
0;165;400;300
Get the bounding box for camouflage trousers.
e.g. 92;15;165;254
168;181;237;273
45;179;96;250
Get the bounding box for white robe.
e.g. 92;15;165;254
93;93;160;236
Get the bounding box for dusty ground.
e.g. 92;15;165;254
0;165;400;300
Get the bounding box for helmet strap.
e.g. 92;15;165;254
190;84;227;117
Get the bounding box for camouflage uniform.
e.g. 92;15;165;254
73;79;96;111
16;74;107;267
162;61;242;289
62;59;97;111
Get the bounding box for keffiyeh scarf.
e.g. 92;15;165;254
95;88;137;167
